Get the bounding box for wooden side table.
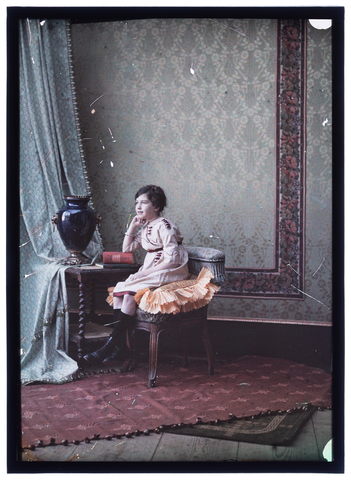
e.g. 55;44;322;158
65;264;139;366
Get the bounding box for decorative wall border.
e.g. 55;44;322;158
219;19;306;299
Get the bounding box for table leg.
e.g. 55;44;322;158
77;280;86;366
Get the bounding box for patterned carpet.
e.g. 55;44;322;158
21;355;332;449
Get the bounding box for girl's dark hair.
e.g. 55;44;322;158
135;185;167;213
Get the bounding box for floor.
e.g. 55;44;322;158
21;409;332;464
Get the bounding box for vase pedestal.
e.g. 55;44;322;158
59;252;92;266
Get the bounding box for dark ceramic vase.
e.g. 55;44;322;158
52;195;100;265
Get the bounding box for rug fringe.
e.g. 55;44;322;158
21;404;331;451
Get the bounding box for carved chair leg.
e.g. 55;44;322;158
127;328;139;370
202;320;214;375
148;325;160;388
179;327;189;367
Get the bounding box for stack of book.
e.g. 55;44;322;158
102;252;136;269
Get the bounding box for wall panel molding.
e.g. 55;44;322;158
220;19;307;299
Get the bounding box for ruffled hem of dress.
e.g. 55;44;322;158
134;267;220;315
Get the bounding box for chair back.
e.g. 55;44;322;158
186;246;226;285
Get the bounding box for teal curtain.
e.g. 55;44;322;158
19;19;103;384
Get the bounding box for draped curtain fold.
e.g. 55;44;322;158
19;19;103;384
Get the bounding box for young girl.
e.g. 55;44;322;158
83;185;189;367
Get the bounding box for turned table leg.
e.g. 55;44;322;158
77;279;86;367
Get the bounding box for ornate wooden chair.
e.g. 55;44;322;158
128;247;226;387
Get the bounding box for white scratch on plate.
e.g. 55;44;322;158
287;263;300;276
312;258;325;277
290;284;330;309
90;93;107;107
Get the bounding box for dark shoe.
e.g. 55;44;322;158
102;311;136;367
83;311;134;367
83;336;115;366
102;344;131;367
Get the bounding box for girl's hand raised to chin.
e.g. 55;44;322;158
130;215;146;228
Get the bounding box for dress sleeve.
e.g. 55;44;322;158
123;230;142;253
159;220;183;265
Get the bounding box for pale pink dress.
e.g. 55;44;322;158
113;217;189;296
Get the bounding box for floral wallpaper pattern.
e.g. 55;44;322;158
70;18;277;269
223;19;306;298
70;18;332;323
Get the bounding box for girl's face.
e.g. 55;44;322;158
135;193;159;222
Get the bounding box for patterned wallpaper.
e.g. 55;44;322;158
70;18;332;323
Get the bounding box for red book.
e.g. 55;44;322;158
103;252;134;264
